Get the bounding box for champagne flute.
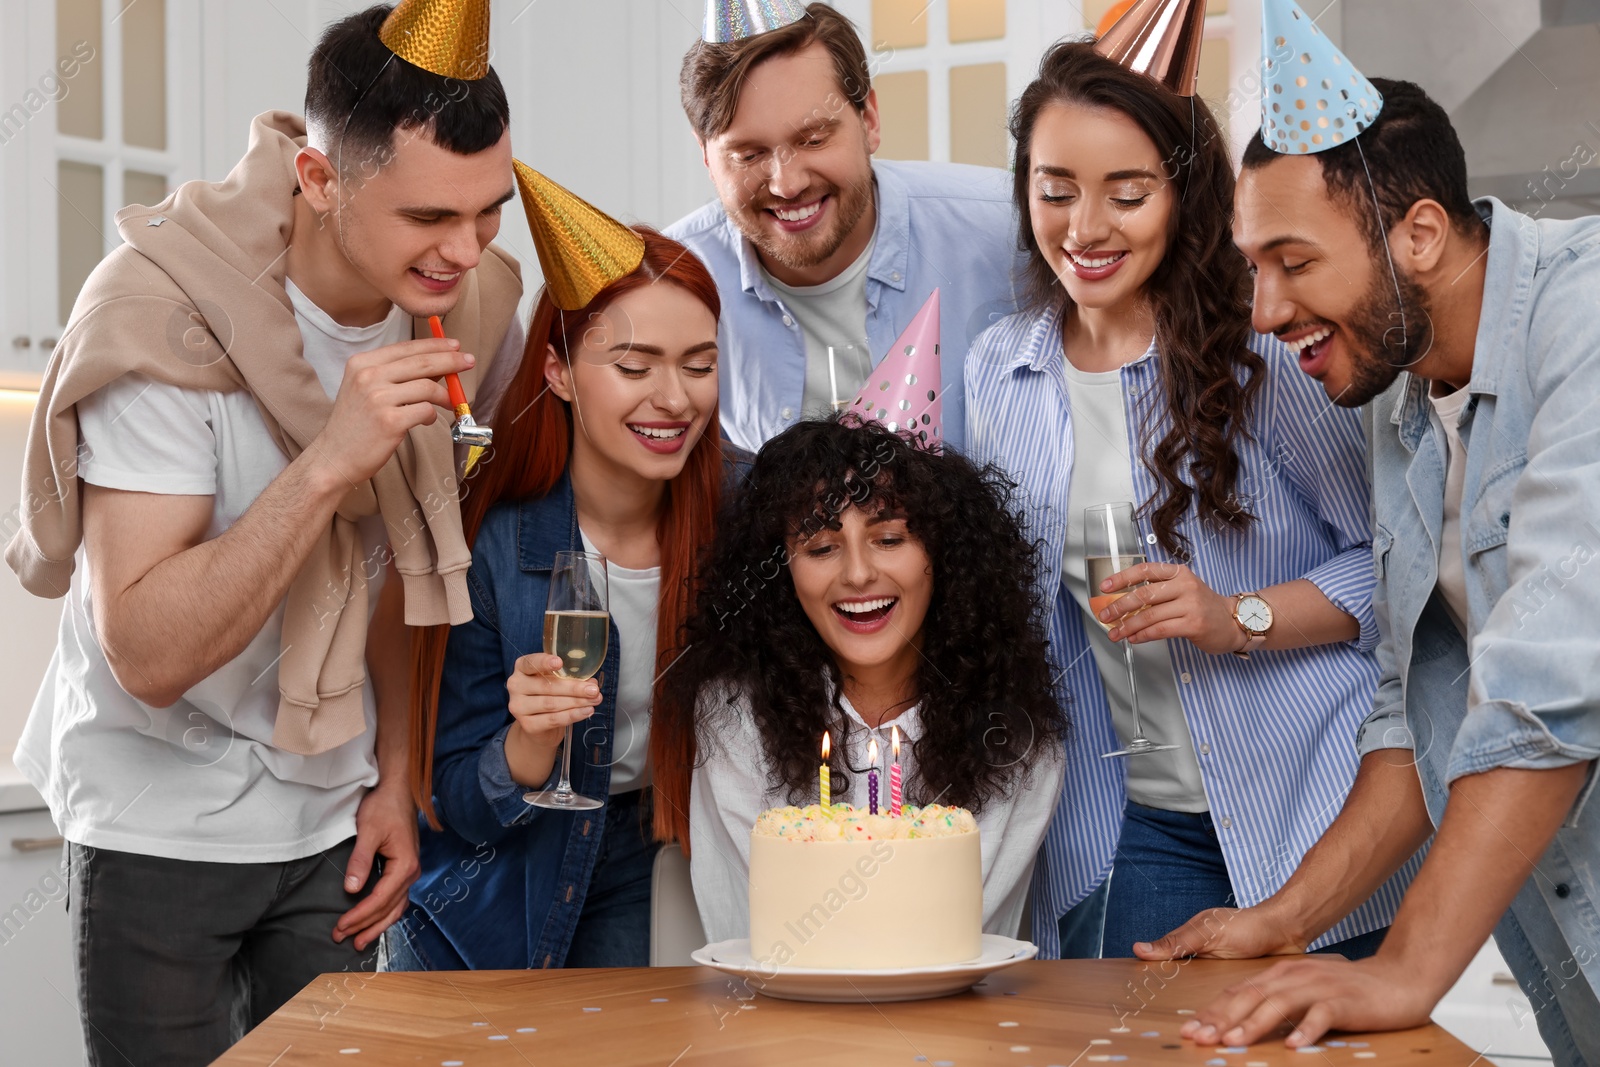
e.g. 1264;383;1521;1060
1084;502;1178;759
525;550;609;810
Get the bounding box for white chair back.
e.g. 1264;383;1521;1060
649;844;707;966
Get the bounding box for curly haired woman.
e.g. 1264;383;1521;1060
964;41;1422;960
668;416;1068;942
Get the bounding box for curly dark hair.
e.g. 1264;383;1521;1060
1011;41;1262;558
665;418;1067;813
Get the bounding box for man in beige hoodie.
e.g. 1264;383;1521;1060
5;5;523;1063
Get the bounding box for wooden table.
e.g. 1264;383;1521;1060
216;960;1476;1066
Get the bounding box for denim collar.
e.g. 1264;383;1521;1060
732;163;909;300
514;470;581;573
1391;197;1526;451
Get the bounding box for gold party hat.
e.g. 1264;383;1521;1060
379;0;492;80
514;160;646;311
1093;0;1208;97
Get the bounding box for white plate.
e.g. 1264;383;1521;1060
690;934;1038;1003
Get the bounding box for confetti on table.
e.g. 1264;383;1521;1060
1109;1026;1131;1033
1176;1008;1197;1015
1141;1031;1160;1038
1207;1059;1228;1066
1354;1054;1377;1060
339;1051;360;1056
489;1035;507;1041
1223;1047;1248;1053
651;998;669;1003
1010;1047;1030;1053
1090;1038;1111;1044
443;1061;464;1066
471;1021;487;1026
583;1007;602;1013
1087;1057;1111;1063
1248;1062;1270;1066
740;1004;756;1010
1326;1041;1347;1048
999;1021;1019;1027
1296;1048;1324;1054
516;1027;536;1033
1350;1042;1370;1048
934;1061;955;1066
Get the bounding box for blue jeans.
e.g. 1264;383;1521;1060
1102;801;1387;960
1056;878;1108;959
385;790;659;970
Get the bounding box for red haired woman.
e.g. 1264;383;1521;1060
385;217;734;970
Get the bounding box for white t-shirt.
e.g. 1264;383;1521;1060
580;529;660;795
1060;346;1208;813
19;281;409;863
1430;385;1472;636
764;237;876;418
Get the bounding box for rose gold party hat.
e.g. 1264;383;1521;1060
514;160;646;312
1093;0;1208;97
849;289;942;449
379;0;492;80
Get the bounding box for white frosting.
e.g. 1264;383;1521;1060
747;806;982;969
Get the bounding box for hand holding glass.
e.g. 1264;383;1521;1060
1084;502;1177;759
525;550;609;810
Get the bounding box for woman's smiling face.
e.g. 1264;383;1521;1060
1028;100;1176;313
545;281;719;484
787;504;933;692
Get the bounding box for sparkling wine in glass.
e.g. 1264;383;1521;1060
525;550;609;810
1084;502;1178;759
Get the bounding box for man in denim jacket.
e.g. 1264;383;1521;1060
1134;80;1600;1064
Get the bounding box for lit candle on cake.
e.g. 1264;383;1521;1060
890;725;903;816
819;731;831;811
867;736;880;815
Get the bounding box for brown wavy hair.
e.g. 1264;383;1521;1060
1011;41;1261;557
409;227;723;847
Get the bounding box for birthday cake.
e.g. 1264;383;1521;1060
747;803;982;970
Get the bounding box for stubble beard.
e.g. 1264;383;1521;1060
1331;259;1435;408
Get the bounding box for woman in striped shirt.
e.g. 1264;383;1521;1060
964;41;1421;959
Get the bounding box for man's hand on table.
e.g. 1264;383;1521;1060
1131;900;1308;962
1177;953;1437;1048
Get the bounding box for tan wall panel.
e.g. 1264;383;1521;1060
871;0;929;50
875;70;930;161
950;62;1009;168
949;0;1006;43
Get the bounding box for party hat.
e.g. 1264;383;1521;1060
1093;0;1208;97
514;160;645;311
848;290;942;449
1259;0;1383;154
379;0;492;80
702;0;809;43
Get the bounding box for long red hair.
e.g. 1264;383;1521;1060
410;227;723;848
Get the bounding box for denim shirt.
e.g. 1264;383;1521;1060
666;159;1026;452
1360;198;1600;1057
966;305;1418;956
406;473;626;970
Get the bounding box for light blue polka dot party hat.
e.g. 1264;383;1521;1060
702;0;809;43
1260;0;1384;154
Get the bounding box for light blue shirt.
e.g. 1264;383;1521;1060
965;304;1419;957
1361;198;1600;1066
666;160;1025;452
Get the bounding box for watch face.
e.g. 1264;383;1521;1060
1238;595;1273;634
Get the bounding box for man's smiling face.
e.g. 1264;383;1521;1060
701;42;879;277
1234;153;1433;407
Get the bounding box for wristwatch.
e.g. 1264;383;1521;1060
1231;593;1274;659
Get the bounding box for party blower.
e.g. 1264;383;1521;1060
428;315;493;452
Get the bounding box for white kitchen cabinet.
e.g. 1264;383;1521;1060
0;807;84;1066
